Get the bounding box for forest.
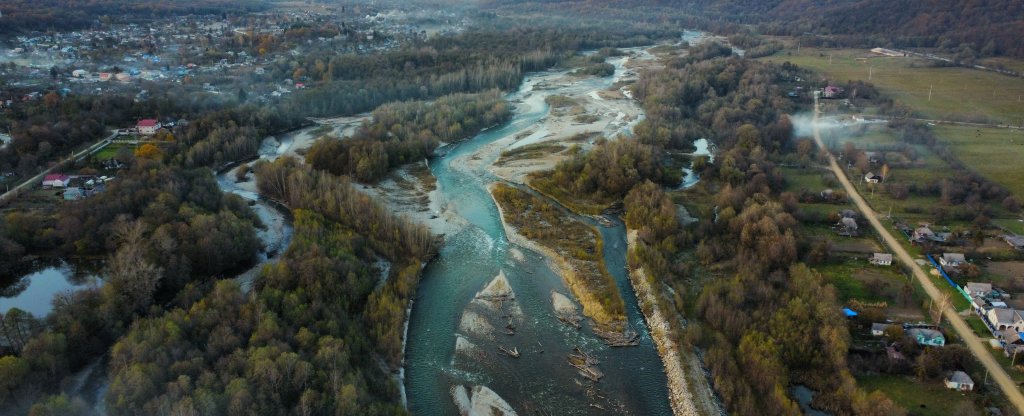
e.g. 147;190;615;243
0;0;270;35
98;157;433;415
282;26;667;117
0;157;263;413
306;91;510;182
487;0;1024;58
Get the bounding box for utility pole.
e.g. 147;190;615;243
869;66;873;80
829;54;833;65
928;85;933;102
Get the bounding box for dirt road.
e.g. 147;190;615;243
811;97;1024;412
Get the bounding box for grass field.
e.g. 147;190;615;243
994;219;1024;235
978;57;1024;74
93;143;130;160
966;315;994;338
857;374;977;416
780;166;834;193
932;125;1024;199
760;47;1024;124
815;259;908;304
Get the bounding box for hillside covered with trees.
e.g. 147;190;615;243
485;0;1024;58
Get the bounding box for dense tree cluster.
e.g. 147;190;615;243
3;159;259;280
0;156;264;412
306;91;510;182
103;158;434;415
632;52;796;152
532;139;677;214
281;26;666;117
491;183;625;327
624;181;692;309
253;157;434;265
614;47;902;415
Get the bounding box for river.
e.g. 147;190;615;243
2;48;679;416
404;56;672;415
214;131;301;292
678;138;715;190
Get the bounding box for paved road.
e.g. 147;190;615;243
812;98;1024;412
0;132;115;205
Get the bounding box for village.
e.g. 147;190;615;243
0;4;465;110
767;75;1024;412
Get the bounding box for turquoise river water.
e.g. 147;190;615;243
404;62;673;415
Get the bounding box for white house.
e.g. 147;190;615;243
870;253;893;266
871;323;890;337
941;253;967;268
964;282;993;298
944;371;974;391
136;119;161;135
988;308;1024;333
864;172;881;183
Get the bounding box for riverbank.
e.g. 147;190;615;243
359;159;466;238
405;47;675;415
626;230;721;416
488;183;628;335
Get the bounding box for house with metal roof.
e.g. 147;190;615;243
940;253;967;268
944;371;974;391
870;253;892;266
907;328;945;347
964;282;993;298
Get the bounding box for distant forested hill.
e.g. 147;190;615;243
483;0;1024;57
704;0;1024;57
0;0;270;35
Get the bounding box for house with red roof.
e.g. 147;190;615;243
43;174;70;188
822;85;845;99
137;119;161;135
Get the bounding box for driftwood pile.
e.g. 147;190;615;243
567;347;604;381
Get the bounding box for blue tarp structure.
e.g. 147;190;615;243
842;308;858;317
926;254;972;302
